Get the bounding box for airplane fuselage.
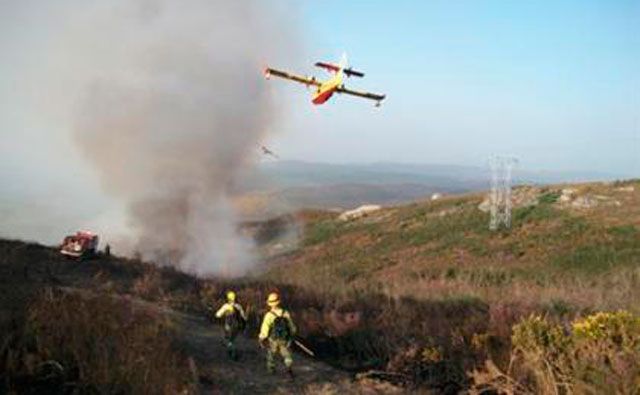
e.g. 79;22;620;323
312;70;343;105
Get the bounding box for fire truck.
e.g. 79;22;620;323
60;231;99;258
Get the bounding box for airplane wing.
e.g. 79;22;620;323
336;85;386;104
344;68;365;78
264;68;321;87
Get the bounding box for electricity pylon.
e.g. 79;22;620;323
489;156;518;231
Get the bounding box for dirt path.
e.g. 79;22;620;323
54;286;352;394
169;309;351;394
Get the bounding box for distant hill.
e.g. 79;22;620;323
248;161;626;188
233;161;629;218
253;161;489;189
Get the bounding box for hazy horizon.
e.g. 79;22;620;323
258;159;636;179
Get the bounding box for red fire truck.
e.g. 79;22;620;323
60;231;99;258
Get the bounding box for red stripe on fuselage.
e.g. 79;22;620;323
312;89;334;105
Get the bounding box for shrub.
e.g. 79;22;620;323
1;288;194;394
386;343;466;392
545;299;574;317
608;225;638;238
131;266;165;300
571;311;640;393
538;191;561;205
513;204;559;225
471;311;640;394
304;220;341;246
554;239;640;275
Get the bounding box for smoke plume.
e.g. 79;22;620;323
67;0;297;276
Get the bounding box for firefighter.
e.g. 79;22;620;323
215;290;247;360
259;292;297;377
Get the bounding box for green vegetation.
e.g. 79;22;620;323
538;190;561;204
513;202;561;225
473;311;640;394
304;220;343;246
609;224;638;237
269;184;640;307
261;182;640;391
554;223;640;275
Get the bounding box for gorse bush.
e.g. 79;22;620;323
571;312;640;393
512;315;571;357
472;311;640;394
572;311;640;344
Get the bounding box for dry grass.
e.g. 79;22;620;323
1;288;195;394
1;180;638;393
265;181;640;306
258;180;640;391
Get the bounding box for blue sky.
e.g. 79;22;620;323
270;0;639;176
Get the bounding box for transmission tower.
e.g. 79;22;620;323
488;156;518;231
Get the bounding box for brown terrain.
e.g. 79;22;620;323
2;179;639;394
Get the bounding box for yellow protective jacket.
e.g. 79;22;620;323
259;307;296;341
215;302;247;320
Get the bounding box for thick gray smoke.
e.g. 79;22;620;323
65;0;298;276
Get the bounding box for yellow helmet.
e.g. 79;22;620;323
266;292;280;307
226;290;236;302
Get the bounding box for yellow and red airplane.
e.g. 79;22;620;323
264;54;386;107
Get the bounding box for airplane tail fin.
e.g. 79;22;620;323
340;52;365;78
339;52;348;71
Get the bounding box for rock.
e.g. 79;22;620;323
560;188;576;203
478;186;539;213
438;207;460;217
478;198;492;213
571;196;598;209
616;186;635;193
570;194;622;209
511;186;539;207
338;205;382;221
431;193;442;201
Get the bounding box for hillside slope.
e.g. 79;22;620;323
2;180;638;393
264;179;640;313
253;180;640;391
0;240;402;394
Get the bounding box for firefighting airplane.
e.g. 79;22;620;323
264;54;386;107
